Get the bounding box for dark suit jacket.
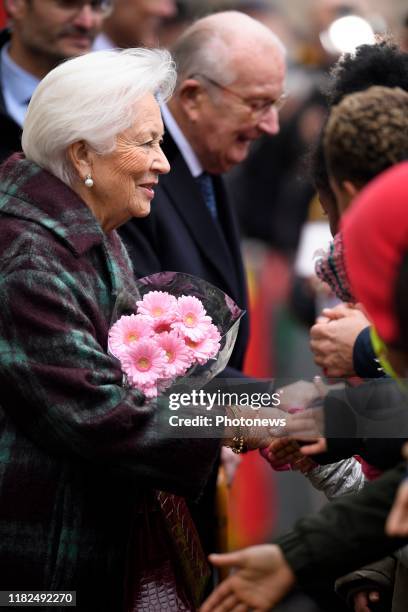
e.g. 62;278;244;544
0;30;23;164
119;129;250;376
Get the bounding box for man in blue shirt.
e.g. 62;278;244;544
0;0;109;161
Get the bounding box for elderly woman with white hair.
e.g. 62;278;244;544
0;49;228;611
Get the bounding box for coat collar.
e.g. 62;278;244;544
0;154;105;256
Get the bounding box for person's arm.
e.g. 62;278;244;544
305;456;366;500
276;463;407;593
201;463;407;612
335;556;396;611
0;266;221;499
0;261;284;498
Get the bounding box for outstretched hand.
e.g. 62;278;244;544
200;545;295;612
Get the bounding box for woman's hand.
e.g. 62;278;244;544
223;407;287;451
200;544;295;612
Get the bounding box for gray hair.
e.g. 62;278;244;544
172;10;286;88
22;48;176;186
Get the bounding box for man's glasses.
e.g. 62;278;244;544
52;0;113;14
193;74;288;119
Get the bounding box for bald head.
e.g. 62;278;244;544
168;10;287;175
172;10;285;87
194;11;285;50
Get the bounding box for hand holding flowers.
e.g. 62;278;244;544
108;273;287;452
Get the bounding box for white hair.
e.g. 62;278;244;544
22;48;176;185
172;11;286;88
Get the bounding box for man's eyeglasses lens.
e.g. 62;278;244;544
249;95;287;115
194;75;287;118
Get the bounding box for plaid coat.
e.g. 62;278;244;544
0;155;220;611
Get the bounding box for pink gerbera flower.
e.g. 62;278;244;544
108;314;153;358
185;323;221;365
136;291;177;324
172;295;212;341
120;339;167;387
156;331;193;377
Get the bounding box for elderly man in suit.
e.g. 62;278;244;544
119;10;287;378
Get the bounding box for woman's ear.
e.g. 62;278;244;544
177;78;205;122
67;141;93;182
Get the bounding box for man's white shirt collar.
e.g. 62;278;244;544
160;103;203;178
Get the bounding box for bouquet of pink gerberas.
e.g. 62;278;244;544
108;272;244;398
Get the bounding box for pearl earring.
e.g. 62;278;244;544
84;174;94;188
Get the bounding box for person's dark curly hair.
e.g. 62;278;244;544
326;41;408;106
324;86;408;185
308;41;408;233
